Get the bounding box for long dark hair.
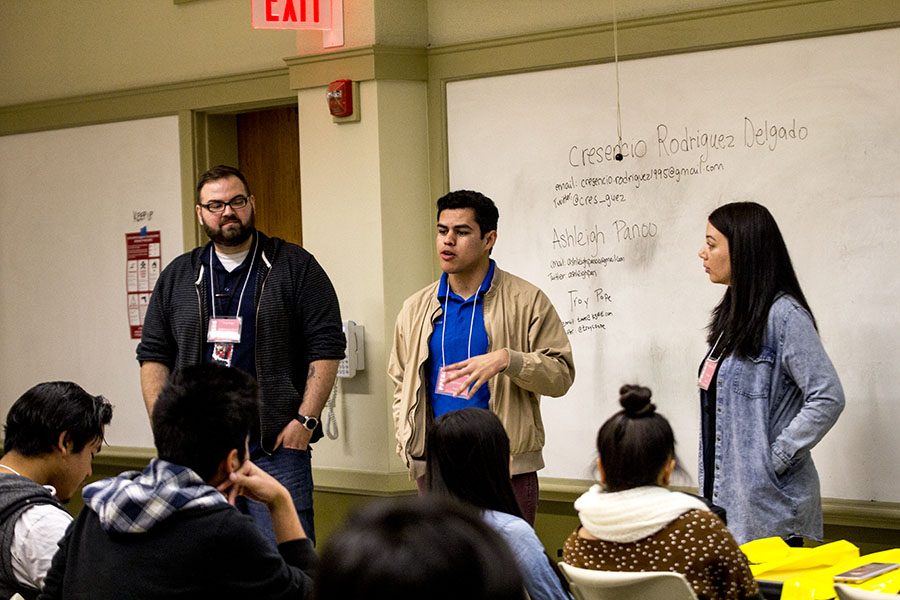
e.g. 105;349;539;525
706;201;814;357
597;385;676;492
426;409;570;595
426;408;522;518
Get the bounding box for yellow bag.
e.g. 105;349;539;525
740;538;900;598
740;537;859;578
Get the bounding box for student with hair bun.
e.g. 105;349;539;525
563;385;761;600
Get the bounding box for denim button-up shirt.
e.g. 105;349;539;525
699;295;845;544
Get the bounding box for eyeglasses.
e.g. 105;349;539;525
200;195;250;213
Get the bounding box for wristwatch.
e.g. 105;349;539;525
294;414;320;431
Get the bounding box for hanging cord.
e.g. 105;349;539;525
325;378;340;440
612;0;625;160
613;0;622;143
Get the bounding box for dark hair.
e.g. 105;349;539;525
151;364;258;481
706;201;814;357
3;382;112;456
314;495;525;600
427;408;522;518
436;190;499;237
596;385;675;492
196;164;251;202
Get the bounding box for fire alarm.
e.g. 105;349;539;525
326;79;354;119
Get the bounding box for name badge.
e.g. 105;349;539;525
436;367;468;397
212;342;234;367
698;357;718;391
208;317;242;343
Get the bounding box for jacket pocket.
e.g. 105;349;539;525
731;347;775;399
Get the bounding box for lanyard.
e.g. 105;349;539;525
698;332;724;391
704;332;725;362
209;234;258;320
439;284;480;367
0;464;22;476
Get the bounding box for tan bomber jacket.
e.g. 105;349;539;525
389;266;575;479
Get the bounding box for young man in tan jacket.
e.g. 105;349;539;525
389;190;575;524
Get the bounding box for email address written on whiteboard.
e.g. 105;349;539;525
547;117;809;337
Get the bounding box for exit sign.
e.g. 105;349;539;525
251;0;332;30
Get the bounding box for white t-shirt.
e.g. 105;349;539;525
215;248;250;272
11;501;73;591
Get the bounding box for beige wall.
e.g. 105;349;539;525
0;0;297;106
426;0;750;46
297;0;429;55
296;78;431;476
0;0;760;107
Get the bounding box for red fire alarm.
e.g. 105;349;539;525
326;79;353;118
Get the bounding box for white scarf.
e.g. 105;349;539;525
574;484;709;543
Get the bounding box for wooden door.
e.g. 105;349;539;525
236;106;302;246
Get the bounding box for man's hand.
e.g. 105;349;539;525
276;419;313;451
218;460;305;543
217;459;286;507
444;349;510;399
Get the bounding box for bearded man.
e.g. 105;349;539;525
136;164;345;546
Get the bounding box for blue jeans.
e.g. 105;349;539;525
237;446;315;547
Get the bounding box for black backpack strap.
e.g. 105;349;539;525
0;495;63;525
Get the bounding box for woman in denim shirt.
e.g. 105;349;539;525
697;202;844;545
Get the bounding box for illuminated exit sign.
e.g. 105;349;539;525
251;0;332;30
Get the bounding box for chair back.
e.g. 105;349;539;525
834;583;894;600
559;562;698;600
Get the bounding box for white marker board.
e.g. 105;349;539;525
447;28;900;502
0;116;183;448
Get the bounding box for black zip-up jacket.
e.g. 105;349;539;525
38;503;316;600
137;232;345;450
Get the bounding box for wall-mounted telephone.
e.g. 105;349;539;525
338;320;365;378
325;321;364;441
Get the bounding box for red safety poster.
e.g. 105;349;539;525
126;231;161;339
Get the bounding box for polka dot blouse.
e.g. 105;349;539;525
563;509;760;600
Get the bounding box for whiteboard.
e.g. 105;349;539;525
0;116;183;448
447;29;900;502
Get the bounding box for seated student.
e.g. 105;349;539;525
314;495;525;600
38;364;315;600
0;381;112;600
426;408;572;600
563;385;761;600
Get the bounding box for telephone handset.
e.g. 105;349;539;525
324;321;364;441
338;320;365;378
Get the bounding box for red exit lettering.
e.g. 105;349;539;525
266;0;320;23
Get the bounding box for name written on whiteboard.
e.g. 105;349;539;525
743;117;808;151
551;221;658;256
562;289;615;336
568;288;612;311
568;117;810;167
133;210;154;222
